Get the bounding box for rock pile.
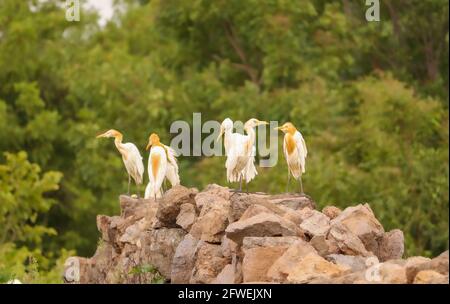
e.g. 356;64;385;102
64;184;449;284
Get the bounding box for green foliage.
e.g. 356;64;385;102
0;243;73;284
0;0;448;281
0;152;69;283
129;264;166;284
0;151;61;245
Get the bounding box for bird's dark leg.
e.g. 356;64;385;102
127;174;131;195
298;176;304;195
286;170;290;194
231;175;243;193
162;180;166;194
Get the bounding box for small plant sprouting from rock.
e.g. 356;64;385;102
129;264;165;284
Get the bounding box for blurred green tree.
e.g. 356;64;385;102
0;0;447;279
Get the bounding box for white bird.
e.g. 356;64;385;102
217;118;267;192
97;129;144;195
275;122;308;194
144;133;180;200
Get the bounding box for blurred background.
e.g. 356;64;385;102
0;0;448;283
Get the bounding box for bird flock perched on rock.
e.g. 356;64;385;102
96;118;307;199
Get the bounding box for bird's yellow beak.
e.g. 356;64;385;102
216;126;225;143
257;120;269;126
96;132;107;138
274;126;282;130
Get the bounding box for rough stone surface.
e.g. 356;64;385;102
242;246;288;282
331;204;384;254
299;210;330;237
379;262;407;284
413;270;449;284
377;229;404;262
176;203;197;231
310;235;340;256
141;228;186;279
189;241;230;284
171;234;199;283
322;206;342;220
286;253;349;283
405;250;449;283
65;185;448;284
326;254;371;272
155;186;197;227
267;240;318;282
328;223;372;257
213;263;242;284
242;236;301;250
225;212;303;244
190;202;231;243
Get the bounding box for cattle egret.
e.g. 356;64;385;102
217;118;267;192
275;122;308;194
144;133;180;200
96;129;144;195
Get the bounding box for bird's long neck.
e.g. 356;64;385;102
245;127;256;145
114;133;126;155
223;129;232;152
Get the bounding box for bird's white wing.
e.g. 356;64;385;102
294;131;307;173
225;133;256;182
122;142;144;185
225;133;245;182
163;144;180;186
243;145;258;183
225;145;240;182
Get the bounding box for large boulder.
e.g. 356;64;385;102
267;239;318;282
328;223;372;257
97;215;122;243
221;236;239;259
213;260;243;284
286;253;349;283
171;234;199;283
119;195;153;218
190;199;231;243
242;236;302;250
377;229;404;261
194;184;231;212
242;246;288;282
322;206;342;220
310;235;340;256
189;241;230;284
119;217;152;247
176;203;198;231
299;210;330;237
406;250;449;283
229;194;286;222
140;228;186;280
378;262;407;284
330;204;384;254
263;193;316;211
155;186;197;227
413;270;449;284
326;254;372;273
225;212;304;244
